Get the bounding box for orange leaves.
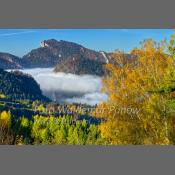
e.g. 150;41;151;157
94;39;175;144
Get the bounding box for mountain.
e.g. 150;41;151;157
0;69;49;101
54;56;106;76
0;39;134;76
22;39;110;75
0;52;22;69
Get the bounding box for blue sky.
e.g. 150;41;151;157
0;29;173;57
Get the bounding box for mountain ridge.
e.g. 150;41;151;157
0;52;22;69
0;39;133;75
21;39;110;75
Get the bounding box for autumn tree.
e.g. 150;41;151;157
94;39;175;145
168;31;175;57
0;111;14;144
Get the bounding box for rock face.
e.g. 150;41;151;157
22;39;110;75
0;52;22;69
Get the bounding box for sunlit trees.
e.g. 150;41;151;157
0;109;101;145
30;115;100;145
0;111;13;144
94;39;175;145
168;32;175;57
0;93;6;99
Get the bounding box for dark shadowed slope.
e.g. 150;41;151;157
0;69;49;101
0;52;22;69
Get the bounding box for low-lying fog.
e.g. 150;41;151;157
11;68;108;105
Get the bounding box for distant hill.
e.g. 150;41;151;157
0;69;49;101
0;52;22;69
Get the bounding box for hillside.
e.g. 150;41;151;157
0;69;48;101
54;56;106;76
22;39;110;75
0;52;22;69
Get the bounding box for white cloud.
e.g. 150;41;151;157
18;68;108;105
0;30;36;37
65;92;108;106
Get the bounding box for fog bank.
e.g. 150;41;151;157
15;68;108;105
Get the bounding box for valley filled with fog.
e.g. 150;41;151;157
11;68;108;105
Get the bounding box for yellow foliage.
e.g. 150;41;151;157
0;111;11;128
94;39;175;145
0;93;6;99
